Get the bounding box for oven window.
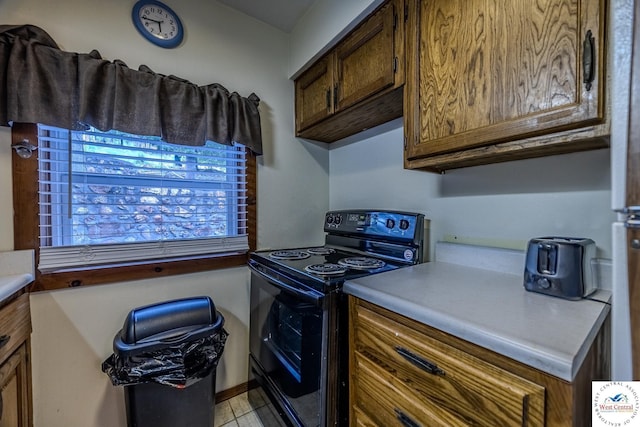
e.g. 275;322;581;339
267;294;322;384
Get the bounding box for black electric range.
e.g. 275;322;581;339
248;210;427;427
250;209;427;292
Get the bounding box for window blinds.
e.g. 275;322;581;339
37;124;248;272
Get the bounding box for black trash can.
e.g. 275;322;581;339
102;296;228;427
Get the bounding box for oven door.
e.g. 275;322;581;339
249;261;330;427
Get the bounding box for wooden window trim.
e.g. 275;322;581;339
11;123;257;291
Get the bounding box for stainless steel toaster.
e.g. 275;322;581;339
523;237;596;300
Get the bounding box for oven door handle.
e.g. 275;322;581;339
248;262;324;305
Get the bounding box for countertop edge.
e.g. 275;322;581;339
0;274;34;303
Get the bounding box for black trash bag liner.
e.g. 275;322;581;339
102;329;228;389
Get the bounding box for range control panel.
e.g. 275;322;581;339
324;210;424;243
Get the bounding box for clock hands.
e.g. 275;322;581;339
141;16;163;33
141;16;162;24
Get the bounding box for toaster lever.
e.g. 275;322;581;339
537;243;557;274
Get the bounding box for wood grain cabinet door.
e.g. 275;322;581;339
0;295;32;427
295;0;405;141
0;345;30;427
295;55;335;132
335;2;397;113
404;0;606;164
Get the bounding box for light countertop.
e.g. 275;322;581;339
343;243;610;381
0;250;34;303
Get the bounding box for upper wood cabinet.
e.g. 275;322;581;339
404;0;608;172
295;0;405;142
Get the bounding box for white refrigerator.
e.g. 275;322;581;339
611;0;638;380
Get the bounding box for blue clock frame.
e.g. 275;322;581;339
132;0;184;49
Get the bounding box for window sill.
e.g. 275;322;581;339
31;253;249;291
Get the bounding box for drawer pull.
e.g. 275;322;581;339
394;408;421;427
395;346;445;376
0;335;9;349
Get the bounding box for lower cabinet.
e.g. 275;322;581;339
349;297;609;426
0;344;30;427
0;294;32;427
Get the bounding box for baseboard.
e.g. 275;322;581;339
215;379;259;403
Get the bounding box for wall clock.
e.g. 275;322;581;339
132;0;184;48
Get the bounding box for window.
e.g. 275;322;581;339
11;123;257;291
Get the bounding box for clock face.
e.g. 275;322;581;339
132;0;184;48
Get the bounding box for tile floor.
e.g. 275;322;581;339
214;389;286;427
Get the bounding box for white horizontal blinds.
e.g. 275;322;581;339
37;124;248;272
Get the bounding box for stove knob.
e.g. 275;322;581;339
334;215;342;225
386;218;395;229
400;219;410;230
326;215;334;224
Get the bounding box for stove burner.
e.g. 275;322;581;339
269;250;311;260
338;256;386;270
305;263;347;276
306;247;336;255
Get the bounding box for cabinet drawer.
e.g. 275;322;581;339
352;304;545;426
0;294;31;365
353;352;470;426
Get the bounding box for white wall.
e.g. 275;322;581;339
0;0;329;426
329;126;614;260
0;128;14;250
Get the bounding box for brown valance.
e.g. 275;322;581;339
0;25;263;154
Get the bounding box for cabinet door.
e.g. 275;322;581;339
295;55;335;132
405;0;605;161
335;2;397;113
0;345;30;427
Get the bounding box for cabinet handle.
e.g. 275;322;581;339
583;29;595;91
333;84;338;110
395;346;445;376
0;335;10;350
394;408;421;427
326;88;331;110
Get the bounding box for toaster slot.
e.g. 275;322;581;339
537;243;557;274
